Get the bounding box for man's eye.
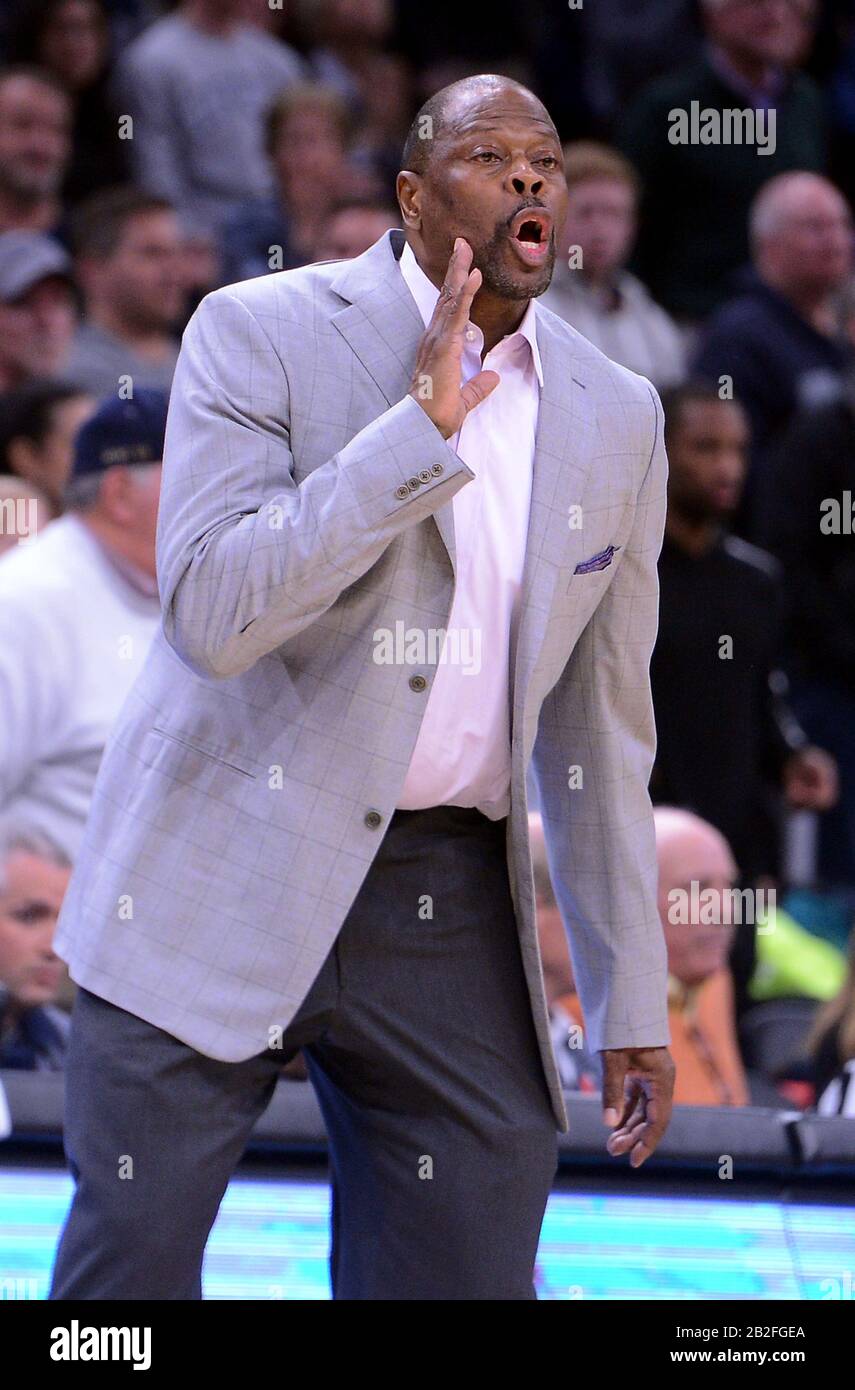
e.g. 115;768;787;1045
474;151;500;162
539;156;559;169
13;907;43;925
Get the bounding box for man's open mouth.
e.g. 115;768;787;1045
508;207;553;265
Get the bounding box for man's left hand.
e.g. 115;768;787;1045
600;1047;675;1168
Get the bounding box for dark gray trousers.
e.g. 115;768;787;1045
49;805;558;1300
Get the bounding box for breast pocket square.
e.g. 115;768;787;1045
574;544;621;575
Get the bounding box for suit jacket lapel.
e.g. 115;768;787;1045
330;230;458;571
511;310;597;722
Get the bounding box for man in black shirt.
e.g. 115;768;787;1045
758;388;855;892
652;382;837;1005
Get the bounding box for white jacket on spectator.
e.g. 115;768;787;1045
0;514;160;859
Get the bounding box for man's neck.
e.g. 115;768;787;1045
407;241;528;356
0;188;58;235
665;512;721;558
470;292;529;358
709;40;777;93
761;270;838;336
577;266;622;308
80;513;157;590
87;303;171;361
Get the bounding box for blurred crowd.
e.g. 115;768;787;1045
1;0;854;1124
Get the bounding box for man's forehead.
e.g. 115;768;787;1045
445;92;556;139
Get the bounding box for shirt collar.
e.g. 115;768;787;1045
399;239;544;387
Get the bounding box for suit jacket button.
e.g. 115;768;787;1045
418;469;432;483
430;463;444;476
406;476;420;491
364;809;382;829
394;484;409;500
409;673;427;692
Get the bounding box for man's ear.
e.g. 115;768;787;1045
396;170;422;231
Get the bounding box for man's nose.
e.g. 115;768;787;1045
507;164;543;198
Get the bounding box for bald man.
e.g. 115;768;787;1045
51;75;673;1301
538;806;750;1107
654;807;749;1106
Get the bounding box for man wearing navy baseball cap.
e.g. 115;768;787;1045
0;231;77;391
0;390;166;860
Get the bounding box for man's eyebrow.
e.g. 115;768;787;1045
8;901;53;920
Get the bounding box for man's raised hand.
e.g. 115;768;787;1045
408;238;500;439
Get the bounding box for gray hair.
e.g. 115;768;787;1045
62;470;104;512
63;461;161;513
749;171;845;252
0;823;71;894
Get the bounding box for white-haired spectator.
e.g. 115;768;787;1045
0;823;72;1072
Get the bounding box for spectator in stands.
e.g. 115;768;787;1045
758;385;855;895
5;0;130;205
542;804;751;1106
0;824;71;1072
693;172;854;535
220;84;367;283
0;391;164;858
0;380;93;517
0;475;51;556
0;231;77;393
654;807;750;1106
619;0;827;320
575;0;703;133
529;812;601;1095
390;0;533;105
65;186;182;395
0;66;72;237
305;0;394;113
114;0;304;234
316;197;400;261
540;142;687;391
345;50;414;195
175;213;222;321
651;381;837;896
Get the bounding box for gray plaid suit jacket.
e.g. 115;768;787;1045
53;228;670;1132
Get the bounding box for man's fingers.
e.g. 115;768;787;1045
436;238;472;313
606;1096;645;1154
601;1051;629;1127
632;1094;671;1165
459;369;499;418
451;267;482;326
617;1078;643;1129
608;1088;671;1166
